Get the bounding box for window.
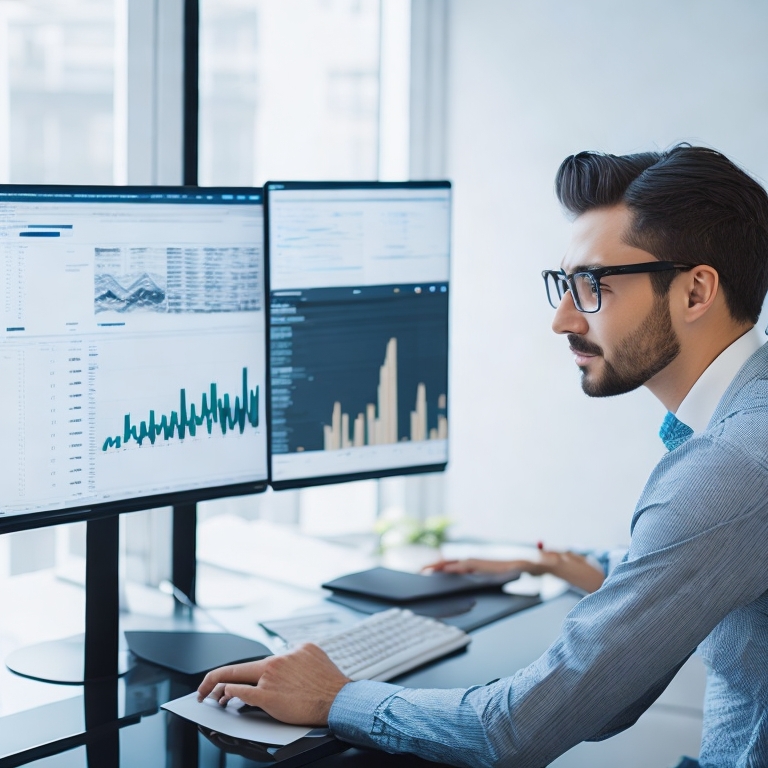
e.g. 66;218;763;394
0;0;115;185
199;0;382;186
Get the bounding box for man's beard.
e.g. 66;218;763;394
568;295;681;398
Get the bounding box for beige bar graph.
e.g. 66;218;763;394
353;414;365;447
410;383;427;442
322;336;448;450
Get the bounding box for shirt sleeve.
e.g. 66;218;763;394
328;435;768;768
590;547;628;578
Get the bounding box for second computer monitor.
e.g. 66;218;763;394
265;181;451;489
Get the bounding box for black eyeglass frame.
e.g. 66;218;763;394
542;261;693;313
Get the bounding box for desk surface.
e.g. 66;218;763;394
2;589;706;768
1;595;579;768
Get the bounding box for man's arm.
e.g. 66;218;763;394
426;549;606;593
326;439;768;767
199;439;768;768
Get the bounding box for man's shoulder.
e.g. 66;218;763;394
631;405;768;548
710;341;768;424
708;373;768;462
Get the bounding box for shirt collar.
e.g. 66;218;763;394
675;328;764;434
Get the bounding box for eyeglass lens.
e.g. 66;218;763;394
571;273;599;311
545;271;599;312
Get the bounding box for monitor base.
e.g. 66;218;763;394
6;634;135;684
124;630;271;676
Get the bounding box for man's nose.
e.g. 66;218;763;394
551;291;589;336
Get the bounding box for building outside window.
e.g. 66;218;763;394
0;0;114;185
199;0;381;186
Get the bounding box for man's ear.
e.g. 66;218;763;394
682;265;719;322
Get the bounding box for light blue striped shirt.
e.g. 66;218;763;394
328;341;768;767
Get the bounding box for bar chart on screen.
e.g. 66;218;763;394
270;283;448;457
269;281;448;483
322;337;448;450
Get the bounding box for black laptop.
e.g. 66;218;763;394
322;566;520;603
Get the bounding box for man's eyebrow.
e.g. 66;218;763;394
563;263;605;273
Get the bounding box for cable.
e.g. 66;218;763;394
158;579;232;634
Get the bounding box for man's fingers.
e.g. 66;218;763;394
439;561;471;573
220;683;264;707
203;682;227;703
197;659;269;701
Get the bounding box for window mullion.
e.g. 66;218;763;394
409;0;448;180
0;7;10;183
118;0;184;185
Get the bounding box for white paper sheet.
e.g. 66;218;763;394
259;611;356;645
162;692;318;745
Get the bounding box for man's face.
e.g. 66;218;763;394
552;205;681;397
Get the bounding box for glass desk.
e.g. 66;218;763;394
1;591;582;768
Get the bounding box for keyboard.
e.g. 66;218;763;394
314;608;471;682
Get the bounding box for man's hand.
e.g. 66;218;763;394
197;643;351;726
425;550;605;594
425;557;529;575
540;550;605;593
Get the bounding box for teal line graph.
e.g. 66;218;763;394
102;368;259;451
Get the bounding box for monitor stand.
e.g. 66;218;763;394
122;502;271;676
6;514;133;684
6;504;270;684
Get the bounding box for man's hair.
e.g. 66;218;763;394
555;145;768;325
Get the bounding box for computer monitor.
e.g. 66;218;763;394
265;181;451;489
0;185;269;532
0;185;269;682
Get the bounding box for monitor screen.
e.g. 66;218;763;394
265;181;451;488
0;186;268;531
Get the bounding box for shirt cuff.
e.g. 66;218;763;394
328;679;403;747
589;547;628;578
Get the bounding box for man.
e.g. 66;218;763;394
198;146;768;768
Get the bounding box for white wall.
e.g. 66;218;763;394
443;0;768;549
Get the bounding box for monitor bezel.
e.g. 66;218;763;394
0;184;269;534
263;179;451;491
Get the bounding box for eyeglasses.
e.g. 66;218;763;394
542;261;693;313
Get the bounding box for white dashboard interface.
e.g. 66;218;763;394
0;188;268;519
